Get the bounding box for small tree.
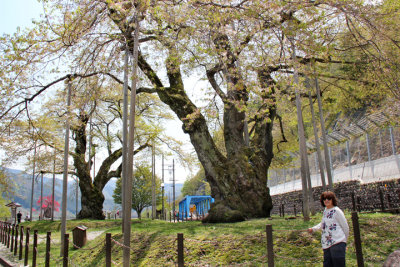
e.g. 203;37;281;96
182;168;211;196
36;195;61;218
113;164;161;219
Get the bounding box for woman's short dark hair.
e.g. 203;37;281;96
320;191;338;207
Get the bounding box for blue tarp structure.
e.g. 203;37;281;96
178;195;214;220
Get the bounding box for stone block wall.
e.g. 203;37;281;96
271;178;400;215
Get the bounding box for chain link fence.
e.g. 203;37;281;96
269;126;400;194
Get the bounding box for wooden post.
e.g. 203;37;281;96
356;196;361;212
177;233;184;267
379;187;385;212
351;212;364;267
10;224;14;252
45;232;51;267
14;225;18;256
387;194;392;209
282;204;285;218
0;221;3;244
63;233;69;267
106;233;111;267
25;227;30;266
266;224;274;267
19;226;23;260
8;223;11;248
33;230;38;267
294;204;297;217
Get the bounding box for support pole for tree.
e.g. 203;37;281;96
315;71;333;189
152;143;156;220
121;39;130;234
123;7;140;267
75;175;79;219
60;77;72;256
40;172;43;220
30;140;37;222
52;148;56;221
290;37;310;221
162;155;165;220
173;159;176;223
308;90;327;190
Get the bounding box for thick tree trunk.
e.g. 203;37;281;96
78;184;105;219
128;24;277;223
72;111;123;219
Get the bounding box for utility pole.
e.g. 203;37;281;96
30;140;37;222
123;7;140;267
60;77;72;256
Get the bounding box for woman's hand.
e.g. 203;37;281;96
307;228;313;234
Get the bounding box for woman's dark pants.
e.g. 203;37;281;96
323;242;346;267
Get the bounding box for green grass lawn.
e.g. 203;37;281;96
11;211;400;266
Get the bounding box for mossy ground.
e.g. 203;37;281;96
12;212;400;266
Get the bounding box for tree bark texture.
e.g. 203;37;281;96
133;34;276;222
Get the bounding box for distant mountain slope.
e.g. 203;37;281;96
3;168;183;218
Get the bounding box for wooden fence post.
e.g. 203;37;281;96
0;221;3;244
379;187;385;212
177;233;184;267
266;224;274;267
294;204;297;217
387;194;392;209
45;232;51;267
351;212;364;267
8;223;10;246
351;191;356;211
19;226;23;260
13;225;18;256
63;233;69;267
10;224;14;252
24;227;30;266
106;233;111;267
33;230;38;267
356;196;361;212
282;204;285;218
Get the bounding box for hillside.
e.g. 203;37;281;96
3;168;183;218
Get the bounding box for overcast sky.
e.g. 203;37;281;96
0;0;43;35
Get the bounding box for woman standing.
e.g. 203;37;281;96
308;191;349;267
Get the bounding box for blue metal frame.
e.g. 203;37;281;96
178;195;214;220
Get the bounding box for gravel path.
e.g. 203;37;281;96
0;230;105;266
